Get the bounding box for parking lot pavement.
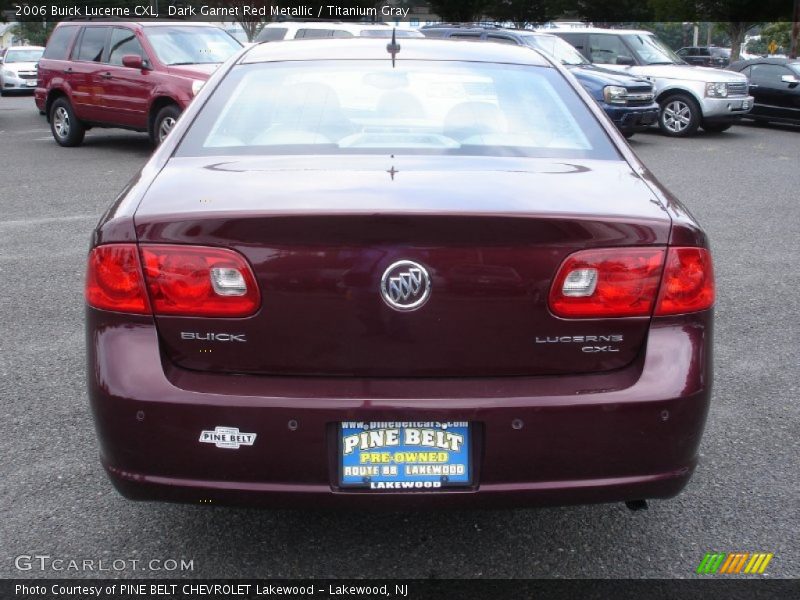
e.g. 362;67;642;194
1;93;797;579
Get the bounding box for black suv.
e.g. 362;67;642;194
676;47;731;68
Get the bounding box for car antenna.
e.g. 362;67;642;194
386;28;400;68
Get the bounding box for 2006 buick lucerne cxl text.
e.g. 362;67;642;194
86;38;714;509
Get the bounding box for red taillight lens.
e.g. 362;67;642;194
549;248;665;318
86;244;150;314
655;247;714;315
140;245;260;317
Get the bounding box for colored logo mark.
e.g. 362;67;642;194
696;552;774;574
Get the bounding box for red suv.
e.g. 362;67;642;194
35;21;241;147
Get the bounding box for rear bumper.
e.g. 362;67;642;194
87;309;712;509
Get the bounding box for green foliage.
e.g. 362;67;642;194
427;0;491;22
488;0;551;27
12;21;55;46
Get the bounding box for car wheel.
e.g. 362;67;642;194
658;93;701;137
152;105;181;146
702;122;732;133
49;97;85;147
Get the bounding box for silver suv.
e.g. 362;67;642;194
550;28;753;136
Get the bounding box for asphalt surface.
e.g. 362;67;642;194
0;93;797;579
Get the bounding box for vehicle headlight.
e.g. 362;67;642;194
191;79;205;96
705;82;728;97
2;69;16;78
603;85;628;105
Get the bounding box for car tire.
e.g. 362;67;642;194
658;93;701;137
49;97;85;147
702;122;732;133
151;104;181;146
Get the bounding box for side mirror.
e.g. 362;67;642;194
616;55;635;66
121;54;144;69
780;74;799;86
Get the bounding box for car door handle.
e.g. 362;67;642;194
63;67;73;74
100;72;113;80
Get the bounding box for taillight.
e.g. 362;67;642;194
86;244;150;314
550;246;715;319
140;245;260;317
86;244;260;317
654;247;714;315
549;248;665;318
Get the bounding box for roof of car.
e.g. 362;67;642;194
730;57;800;69
423;26;553;38
241;38;551;66
546;27;652;36
4;45;45;50
58;20;220;27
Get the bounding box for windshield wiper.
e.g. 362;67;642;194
646;61;677;65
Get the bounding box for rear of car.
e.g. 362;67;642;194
0;46;44;95
35;21;241;147
86;40;714;508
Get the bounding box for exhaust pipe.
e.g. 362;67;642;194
625;499;649;511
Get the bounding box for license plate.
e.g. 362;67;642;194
339;421;471;490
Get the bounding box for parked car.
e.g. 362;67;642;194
86;38;714;509
255;21;424;42
0;45;44;95
676;46;731;68
35;21;242;147
728;57;800;126
421;25;658;138
550;28;753;136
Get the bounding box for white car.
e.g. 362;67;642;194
0;45;44;95
254;21;423;42
549;28;753;136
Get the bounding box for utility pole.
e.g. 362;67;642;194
791;0;799;59
693;23;699;46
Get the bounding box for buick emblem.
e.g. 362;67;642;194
380;260;431;311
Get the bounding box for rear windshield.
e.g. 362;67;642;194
43;26;79;60
177;60;617;160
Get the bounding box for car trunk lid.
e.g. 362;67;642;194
134;155;670;377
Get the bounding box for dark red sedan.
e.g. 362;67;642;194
86;39;714;509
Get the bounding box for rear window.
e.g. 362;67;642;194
43;26;78;60
177;60;618;160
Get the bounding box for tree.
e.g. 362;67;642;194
487;0;551;27
13;20;55;46
427;0;491;22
